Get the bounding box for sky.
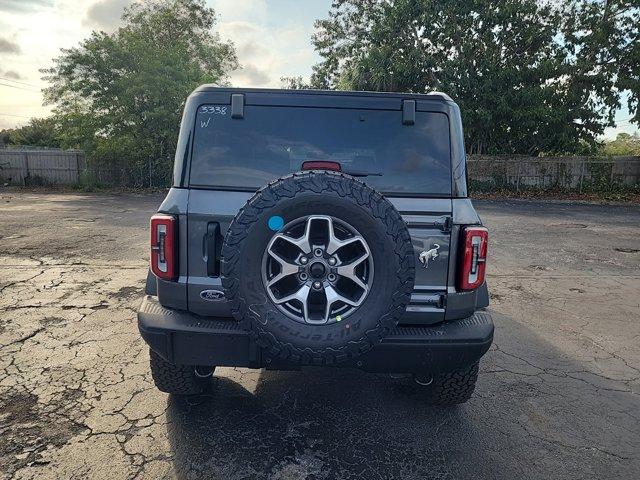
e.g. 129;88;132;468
0;0;332;129
0;0;636;139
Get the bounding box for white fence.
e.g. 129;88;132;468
0;149;85;185
1;148;638;191
467;155;640;191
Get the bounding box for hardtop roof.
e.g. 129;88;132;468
193;86;454;103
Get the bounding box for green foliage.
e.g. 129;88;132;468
0;117;61;148
600;133;640;156
0;129;10;147
280;76;312;90
563;1;639;126
468;156;639;199
583;161;614;192
468;178;640;200
41;0;237;187
309;0;639;155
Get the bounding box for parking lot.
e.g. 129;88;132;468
0;191;638;480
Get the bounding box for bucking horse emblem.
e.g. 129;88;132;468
419;244;440;269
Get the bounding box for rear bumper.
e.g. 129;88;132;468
137;295;494;374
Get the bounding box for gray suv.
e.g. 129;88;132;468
138;87;493;405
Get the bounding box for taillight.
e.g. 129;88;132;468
150;214;177;280
458;226;488;291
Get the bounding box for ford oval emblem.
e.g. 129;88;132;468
200;289;225;302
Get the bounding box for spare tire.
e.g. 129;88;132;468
221;170;414;365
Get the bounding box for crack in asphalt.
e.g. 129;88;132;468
1;327;46;348
0;193;638;480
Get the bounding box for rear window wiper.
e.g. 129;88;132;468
341;169;383;177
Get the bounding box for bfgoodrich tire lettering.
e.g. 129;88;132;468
221;171;415;365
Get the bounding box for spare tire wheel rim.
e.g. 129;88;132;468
261;215;373;325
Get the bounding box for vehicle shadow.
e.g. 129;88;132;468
165;312;639;480
165;369;467;479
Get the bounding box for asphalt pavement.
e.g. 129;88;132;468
0;191;638;479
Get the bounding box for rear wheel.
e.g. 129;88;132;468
417;363;479;406
149;349;214;395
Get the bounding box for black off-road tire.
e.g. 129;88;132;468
149;350;212;395
221;170;414;366
423;363;479;406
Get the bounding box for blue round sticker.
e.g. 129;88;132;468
268;215;284;231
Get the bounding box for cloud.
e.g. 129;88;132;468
2;70;23;80
230;64;271;87
217;18;317;88
236;39;271;62
211;0;267;24
0;0;53;13
0;36;21;54
83;0;132;31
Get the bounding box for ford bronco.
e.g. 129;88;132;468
138;87;493;405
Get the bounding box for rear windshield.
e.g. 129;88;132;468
190;105;451;195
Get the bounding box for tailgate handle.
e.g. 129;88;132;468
204;222;221;277
404;215;452;232
437;215;453;233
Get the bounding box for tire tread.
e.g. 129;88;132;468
428;363;479;406
149;349;207;395
221;170;414;365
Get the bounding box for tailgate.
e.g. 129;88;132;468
389;198;452;325
186;191;452;324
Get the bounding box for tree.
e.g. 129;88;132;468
563;1;639;126
600;132;640;155
280;76;312;90
0;118;61;148
41;0;237;186
309;0;639;155
0;128;12;147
